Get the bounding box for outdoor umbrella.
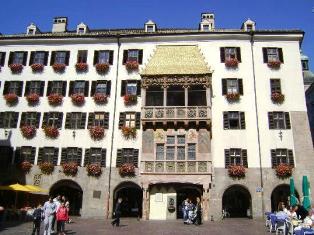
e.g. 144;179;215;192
290;177;298;207
0;183;33;208
24;185;48;193
302;175;311;210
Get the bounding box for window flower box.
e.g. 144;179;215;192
125;61;139;71
52;63;66;73
89;126;105;140
93;93;107;104
267;61;281;69
4;93;18;105
228;165;246;178
62;162;78;177
124;94;137;105
75;62;88;72
275;163;293;179
20;125;36;139
271;92;285;104
86;163;102;177
119;163;136;177
95;63;109;74
225;58;239;68
225;93;240;102
31;63;44;73
71;93;85;106
121;126;137;139
48;93;63;106
43;126;59;139
26;93;40;105
39;161;54;175
20;160;32;173
9;63;23;73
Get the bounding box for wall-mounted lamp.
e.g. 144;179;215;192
72;130;76;138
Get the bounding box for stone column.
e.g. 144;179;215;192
184;87;188;106
202;187;210;221
142;187;149;220
163;87;167;106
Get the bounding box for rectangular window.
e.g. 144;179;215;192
33;51;46;64
223;111;245;129
90;148;103;164
167;136;175;144
145;86;164;106
270;79;281;93
91;81;111;96
126;83;137;95
12;52;25;64
220;47;241;62
225;48;237;59
69;113;85;129
94;113;105;126
125;113;136;127
225;148;248;167
117;148;139;167
0;112;19;128
21;112;40;127
166;146;175;160
19;146;35;164
26;81;42;95
47;113;61;127
187;144;196;160
55;51;66;64
128;50;139;62
73;81;85;93
49;81;64;95
188;85;207;106
63;148;82;164
271;149;294;167
268;112;290;129
263;48;283;63
156;144;164;160
85;148;106;167
77;50;87;63
4;81;23;96
40;147;58;164
177;146;185;160
227;79;239;93
123;49;143;64
98;51;110;64
222;79;243;95
177;135;185;144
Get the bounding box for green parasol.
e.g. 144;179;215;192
302;176;311;210
290;177;298;207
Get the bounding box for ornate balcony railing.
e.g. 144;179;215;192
141;161;211;174
142;106;211;122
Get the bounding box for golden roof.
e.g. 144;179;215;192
141;45;211;76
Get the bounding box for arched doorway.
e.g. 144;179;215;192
222;185;252;218
176;185;202;219
271;184;300;212
113;182;142;218
50;180;83;216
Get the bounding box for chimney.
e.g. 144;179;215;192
199;13;215;31
52;17;68;33
27;23;40;35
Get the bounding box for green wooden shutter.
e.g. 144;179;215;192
17;81;23;96
223;112;229;129
285;112;291;129
271;149;277;168
91;81;96;96
15;147;21;164
288;150;294;167
122;50;128;64
222;79;227;95
37;148;44;164
236;47;241;62
42;113;48;128
12;112;19;128
57;112;63;129
116;149;122;167
77;148;82;166
101;149;106;167
65;51;70;65
20;112;26;127
36;112;41;128
84;149;90;166
0;52;6;66
93;51;99;65
138;50;143;64
118;113;126;129
3;81;9;95
136;81;141;96
40;81;45;96
135;112;141;129
220;47;225;62
240;112;246;129
238;79;243;95
268;112;274;129
224;149;230;168
30;147;36;164
133;149;139;167
29;52;35;65
50;51;56;65
84;81;89;96
263;48;268;63
0;113;4;128
47;81;52;96
80;113;86;129
278;48;284;63
24;81;30;96
242;149;248;168
121;81;126;96
22;52;28;66
62;81;67;96
104;112;109;129
88;113;95;128
69;81;74;96
44;51;49;66
109;50;114;65
65;113;71;129
8;52;13;65
106;81;111;96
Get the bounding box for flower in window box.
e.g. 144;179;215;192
75;62;88;72
31;63;44;73
95;63;109;74
225;93;240;102
52;63;66;73
228;165;246;178
71;93;85;106
39;161;54;175
275;163;293;179
125;61;139;71
20;160;33;173
119;163;136;177
86;163;102;177
43;126;59;139
267;61;281;69
62;162;79;177
121;126;137;139
4;93;18;105
93;93;107;104
20;125;36;139
9;63;23;73
48;93;63;106
123;94;137;105
225;58;239;68
26;93;40;105
271;92;285;104
89;126;105;140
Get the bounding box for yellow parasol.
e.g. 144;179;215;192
24;185;48;193
0;183;33;192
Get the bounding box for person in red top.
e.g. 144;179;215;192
56;202;69;235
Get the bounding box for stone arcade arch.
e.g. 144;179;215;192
271;184;300;212
50;180;83;216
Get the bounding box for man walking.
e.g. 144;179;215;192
111;198;123;227
43;196;57;235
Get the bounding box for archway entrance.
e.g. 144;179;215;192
113;182;142;218
50;180;83;216
222;185;252;218
176;185;202;219
271;184;300;212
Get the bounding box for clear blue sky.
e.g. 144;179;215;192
0;0;313;69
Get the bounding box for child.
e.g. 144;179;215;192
56;202;69;235
32;204;43;235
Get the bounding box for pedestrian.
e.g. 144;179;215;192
64;197;72;224
194;197;202;225
52;195;61;233
182;198;189;223
32;203;43;235
43;196;57;235
111;198;123;227
56;202;69;235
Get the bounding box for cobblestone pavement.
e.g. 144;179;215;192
0;218;267;235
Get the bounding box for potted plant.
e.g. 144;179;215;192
228;165;246;178
39;161;54;175
4;93;18;105
48;93;63;106
26;93;40;105
43;126;59;139
271;92;285;104
275;163;293;179
267;61;281;69
62;162;78;177
89;126;105;140
71;93;85;106
225;58;239;68
119;163;136;177
52;63;66;73
124;94;137;105
125;61;139;71
121;126;137;139
93;93;107;104
31;63;44;73
20;160;33;173
75;62;88;72
9;63;23;73
20;125;36;139
95;63;109;74
225;93;240;102
86;163;102;177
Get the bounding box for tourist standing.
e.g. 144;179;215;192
43;197;57;235
182;198;189;222
194;197;202;225
52;195;61;232
32;203;43;235
111;198;123;227
56;202;69;235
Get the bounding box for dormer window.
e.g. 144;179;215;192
246;24;253;31
147;25;154;33
28;29;34;35
78;28;85;34
203;25;210;31
302;60;309;71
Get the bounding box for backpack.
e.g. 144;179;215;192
33;208;42;221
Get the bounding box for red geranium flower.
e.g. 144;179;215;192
119;163;136;177
93;93;107;104
275;163;293;178
125;61;139;71
48;93;63;106
123;94;137;105
31;63;44;73
225;58;239;68
4;93;18;105
86;164;102;177
95;63;109;74
52;63;66;73
9;64;23;73
43;126;59;139
75;62;88;72
20;160;33;173
39;161;54;175
20;125;36;139
89;126;105;140
26;93;40;105
228;165;246;178
121;126;136;139
62;162;78;177
271;92;285;104
268;61;281;69
71;93;85;106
